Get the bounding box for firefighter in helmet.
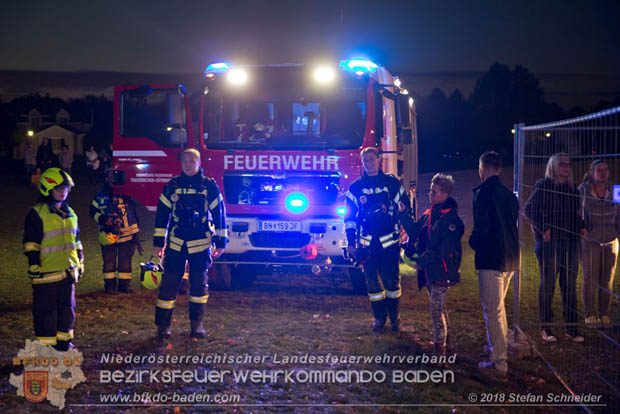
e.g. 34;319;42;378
152;149;227;339
90;169;143;293
345;147;411;332
23;168;84;351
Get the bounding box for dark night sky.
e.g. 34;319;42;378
1;0;619;76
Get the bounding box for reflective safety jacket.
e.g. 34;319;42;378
154;171;228;254
345;169;410;249
23;202;83;284
90;185;140;243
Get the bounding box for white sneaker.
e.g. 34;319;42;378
566;331;585;343
540;329;557;342
585;316;599;326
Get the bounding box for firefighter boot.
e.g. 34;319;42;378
190;321;206;339
386;297;401;332
54;340;74;352
370;300;387;333
104;278;117;294
117;279;134;294
157;325;171;340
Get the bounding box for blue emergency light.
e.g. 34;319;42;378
336;206;347;217
339;59;378;73
614;185;620;203
285;193;309;214
204;62;230;77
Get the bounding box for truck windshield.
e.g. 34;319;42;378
203;67;369;150
206;98;366;149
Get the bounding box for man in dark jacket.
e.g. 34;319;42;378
400;173;464;355
469;151;519;377
345;147;410;332
152;149;227;340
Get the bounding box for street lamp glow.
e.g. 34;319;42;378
393;77;402;88
27;130;34;137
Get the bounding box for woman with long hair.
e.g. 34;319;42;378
525;153;585;343
578;160;619;327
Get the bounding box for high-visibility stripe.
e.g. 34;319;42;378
169;242;182;252
379;233;393;242
215;228;228;238
209;194;223;210
91;200;100;208
359;238;371;246
368;291;386;302
345;191;358;206
382;238;398;248
24;242;41;252
159;194;172;209
188;244;209;254
154;228;167;237
169;235;184;246
118;273;132;280
118;235;133;243
103;272;117;280
344;221;356;230
157;299;175;309
189;294;209;304
32;272;66;284
40;243;79;254
187;238;210;247
175;188;197;194
393;187;405;204
76;241;83;250
57;330;74;340
36;337;57;345
93;212;103;222
385;288;402;299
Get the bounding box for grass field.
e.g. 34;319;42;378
0;170;618;414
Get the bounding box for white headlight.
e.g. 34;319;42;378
227;69;248;85
314;67;335;83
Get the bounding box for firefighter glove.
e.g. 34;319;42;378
28;265;41;278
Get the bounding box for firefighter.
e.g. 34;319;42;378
345;147;411;332
90;170;143;294
23;168;83;351
152;149;227;339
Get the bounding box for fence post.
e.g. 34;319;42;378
513;123;524;343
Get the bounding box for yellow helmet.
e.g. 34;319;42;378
98;231;120;246
140;260;164;290
40;168;74;197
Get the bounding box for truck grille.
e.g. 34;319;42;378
249;232;311;248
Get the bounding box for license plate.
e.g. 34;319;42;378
258;221;301;232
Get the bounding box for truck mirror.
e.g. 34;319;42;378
396;94;413;144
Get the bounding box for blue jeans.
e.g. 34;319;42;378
535;239;579;332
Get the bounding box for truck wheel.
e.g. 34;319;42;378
208;264;232;290
230;265;257;290
348;268;367;295
208;264;256;290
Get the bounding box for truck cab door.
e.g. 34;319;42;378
113;84;192;211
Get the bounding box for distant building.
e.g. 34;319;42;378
14;108;92;159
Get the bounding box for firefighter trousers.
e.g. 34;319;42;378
155;244;211;327
363;242;402;322
32;276;76;347
102;239;136;290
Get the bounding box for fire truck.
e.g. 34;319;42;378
112;59;418;291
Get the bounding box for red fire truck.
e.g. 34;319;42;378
112;59;418;291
